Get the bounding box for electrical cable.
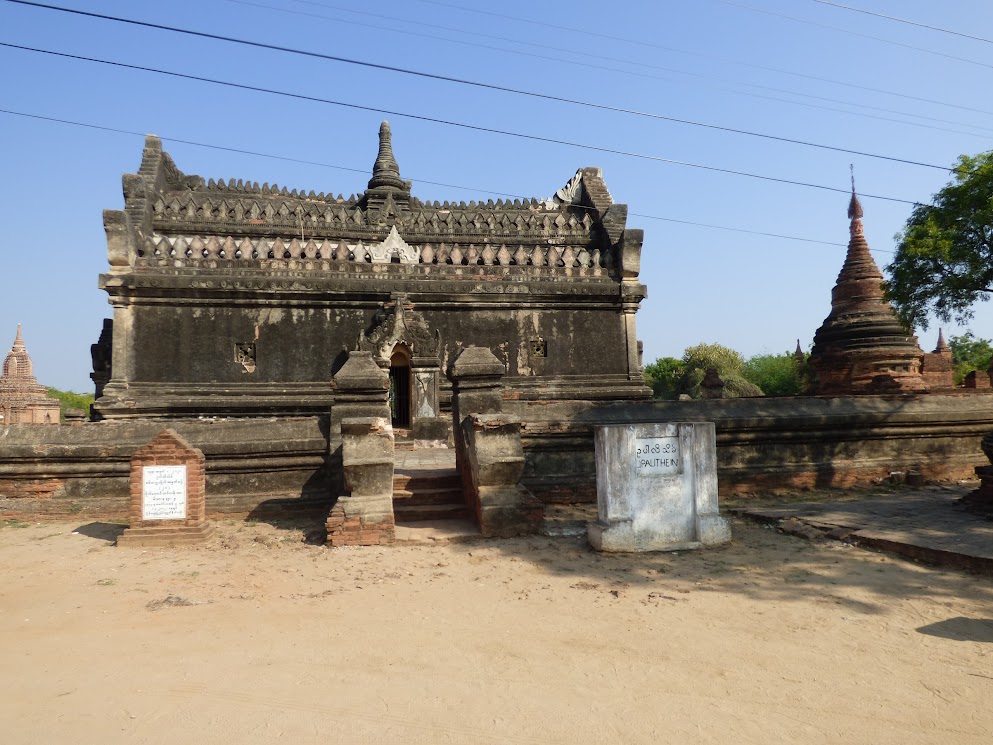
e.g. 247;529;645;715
220;0;993;139
713;0;993;72
0;41;922;205
0;0;962;171
809;0;993;46
0;107;866;250
409;0;993;118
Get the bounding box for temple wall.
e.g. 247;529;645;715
127;301;628;384
509;392;993;500
96;289;641;418
0;418;329;518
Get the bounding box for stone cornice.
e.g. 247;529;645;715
99;270;627;305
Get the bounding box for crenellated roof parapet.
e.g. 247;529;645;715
108;124;633;282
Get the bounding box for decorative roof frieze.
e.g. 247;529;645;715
116;125;632;279
142;231;614;277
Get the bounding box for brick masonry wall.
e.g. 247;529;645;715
326;504;395;547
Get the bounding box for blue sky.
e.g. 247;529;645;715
1;0;991;391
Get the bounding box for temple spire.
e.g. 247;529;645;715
12;324;24;351
935;328;950;353
367;120;405;192
807;181;927;395
848;165;864;237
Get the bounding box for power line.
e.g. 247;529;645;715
0;41;922;205
410;0;993;118
0;0;960;172
713;0;993;72
809;0;993;45
224;0;993;139
0;106;864;250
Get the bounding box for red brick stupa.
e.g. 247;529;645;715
808;190;927;395
0;325;61;425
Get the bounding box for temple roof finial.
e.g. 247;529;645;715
13;323;24;351
367;120;405;192
848;165;864;222
935;327;950;353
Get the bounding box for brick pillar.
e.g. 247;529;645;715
326;351;396;546
118;429;211;547
448;347;542;536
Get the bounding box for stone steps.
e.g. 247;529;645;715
393;467;467;523
394;429;415;451
393;503;470;522
392;486;464;506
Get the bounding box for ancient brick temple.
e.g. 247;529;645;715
0;325;61;425
91;122;649;432
920;329;955;390
808;191;927;395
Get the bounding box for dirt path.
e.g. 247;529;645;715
1;517;991;744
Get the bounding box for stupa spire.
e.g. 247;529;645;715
12;323;24;351
367;120;405;192
848;165;864;238
806;182;927;395
935;328;950;353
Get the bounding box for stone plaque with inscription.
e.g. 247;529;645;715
635;436;680;475
588;422;730;552
118;429;211;547
141;465;188;520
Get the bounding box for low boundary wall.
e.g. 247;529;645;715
0;417;329;518
2;393;991;519
509;392;993;501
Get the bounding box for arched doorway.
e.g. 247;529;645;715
389;346;412;430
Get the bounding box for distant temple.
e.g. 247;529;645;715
91;122;649;434
0;325;61;425
920;329;955;390
807;189;928;395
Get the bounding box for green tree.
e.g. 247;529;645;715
46;388;95;421
644;357;684;400
743;352;806;396
948;331;993;384
680;343;763;399
886;152;993;331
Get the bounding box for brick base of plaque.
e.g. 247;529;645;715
326;504;395;547
117;524;214;547
118;429;212;548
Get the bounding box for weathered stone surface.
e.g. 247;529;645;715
0;326;61;426
326;353;396;546
808;192;927;395
588;422;730;552
449;347;541;536
328;417;395;547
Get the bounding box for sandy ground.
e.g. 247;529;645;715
1;516;992;745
